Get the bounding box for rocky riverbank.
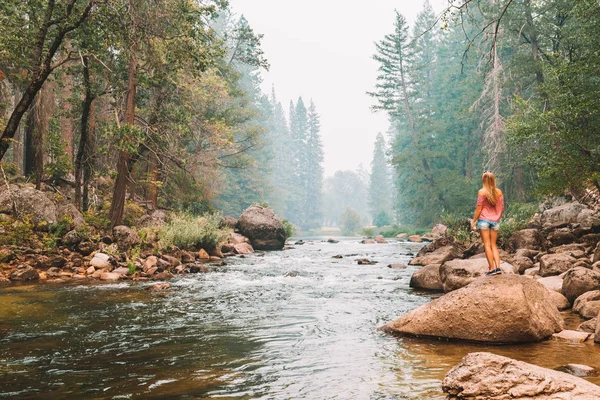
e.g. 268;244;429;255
385;199;600;398
0;182;288;286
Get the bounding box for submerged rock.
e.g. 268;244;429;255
381;275;563;343
442;352;600;399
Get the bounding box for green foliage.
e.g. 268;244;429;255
0;215;35;246
282;219;294;240
498;203;537;244
45;118;72;183
440;212;472;243
84;202;111;230
340;208;361;236
123;201;145;227
44;216;74;249
379;225;429;238
158;212;228;251
373;211;391;227
361;227;375;237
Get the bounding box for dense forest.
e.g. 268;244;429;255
1;0;599;233
371;0;600;227
0;0;324;231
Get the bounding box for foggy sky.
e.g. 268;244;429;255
229;0;445;177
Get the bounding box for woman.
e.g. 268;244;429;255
471;171;504;276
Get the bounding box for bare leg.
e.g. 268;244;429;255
490;229;500;270
480;229;494;271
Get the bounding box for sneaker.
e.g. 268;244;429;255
486;268;501;276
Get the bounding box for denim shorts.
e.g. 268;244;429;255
477;219;500;231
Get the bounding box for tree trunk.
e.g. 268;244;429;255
109;52;137;229
24;106;36;176
82;97;96;212
60;71;74;163
75;56;93;210
524;0;543;85
12;88;23;175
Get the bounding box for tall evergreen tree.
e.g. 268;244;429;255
305;100;324;228
368;133;392;226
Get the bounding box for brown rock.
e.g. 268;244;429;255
442;352;600;399
595;317;600;344
562;267;600;303
113;267;130;276
593;242;600;264
361;239;375;244
409;245;461;266
510;256;534;274
374;235;387;244
553;329;591;343
198;249;210;260
72;274;87;280
547;229;577;246
357;258;377;265
147;282;171;291
76;241;95;256
382;275;563;343
85;266;95;275
100;272;120;281
237;206;286;250
181;251;195;263
233;243;254;255
573;290;600;319
162;255;181;267
48;255;67;268
539;253;577;277
92;270;103;279
209;248;224;258
9;265;39;281
578;318;597;333
190;264;210;273
514;248;540;260
408;235;422;243
547;290;570;310
219;216;238;230
440;258;515;293
564;364;598;377
113;225;140;252
146;266;158;275
152;271;173;280
409;264;443;291
506;228;547;251
542;202;587;228
387;263;408;269
537;275;563;292
143;256;158;272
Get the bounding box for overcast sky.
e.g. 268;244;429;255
229;0;445;177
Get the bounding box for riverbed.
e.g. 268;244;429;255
1;238;599;399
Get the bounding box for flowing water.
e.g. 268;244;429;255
1;238;599;399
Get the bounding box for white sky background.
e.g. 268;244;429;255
229;0;446;177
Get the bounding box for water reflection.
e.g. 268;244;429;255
0;238;598;399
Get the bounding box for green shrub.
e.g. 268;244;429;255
340;208;361;236
282;219;295;240
498;202;538;244
123;201;145;227
0;215;36;246
158;212;228;251
441;212;472;243
373;211;391;227
361;227;375;237
379;225;429;238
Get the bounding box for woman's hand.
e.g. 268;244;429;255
470;220;476;231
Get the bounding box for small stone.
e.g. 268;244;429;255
153;271;174;281
100;272;121;281
552;330;591;343
361;239;375;244
198;248;210;259
72;274;87;280
332;255;343;259
327;238;339;243
357;258;377;265
92;270;103;279
234;243;254;255
408;235;422;243
563;364;598;377
90;253;111;269
388;264;408;269
190;264;210;273
374;235;387;244
86;266;95;275
181;251;195;263
147;282;171;291
147;266;158;275
143;256;158;272
162;255;181;267
113;267;130;276
9;265;39;281
174;265;186;274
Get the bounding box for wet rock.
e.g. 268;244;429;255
174;265;186;274
332;255;343;259
221;243;235;253
72;274;87;280
181;251;195;263
409;245;461;266
578;318;597;333
563;364;598;377
237;205;286;250
440;258;515;293
408;235;422;243
442;352;600;399
113;225;140;252
90;253;111;269
539;253;577;277
387;263;407;269
189;264;210;273
409;264;443;291
573;290;600;319
395;233;407;239
361;239;375;244
382;275;563;343
553;329;591;343
294;240;305;245
209;248;223;259
147;282;171;291
85;266;95;275
233;243;254;255
100;272;120;281
374;235;387;244
537;275;563;292
9;265;39;281
327;238;339;243
357;258;377;265
562;267;600;303
506;228;547;251
152;271;173;281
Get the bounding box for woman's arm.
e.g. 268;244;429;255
471;204;483;231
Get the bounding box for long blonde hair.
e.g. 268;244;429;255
482;171;499;205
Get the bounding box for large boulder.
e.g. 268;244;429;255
562;267;600;303
539;253;577;277
0;185;57;225
541;202;587;228
537;275;563;293
113;225;140;252
237;206;286;250
547;229;577;246
56;202;85;228
573;290;600;319
381;275;563;343
506;228;547;251
409;245;461;266
442;352;600;399
431;223;448;238
440;258;515;293
511;256;534;274
578;208;600;227
409;264;443;291
547;290;570;311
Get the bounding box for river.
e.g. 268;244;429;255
1;238;599;399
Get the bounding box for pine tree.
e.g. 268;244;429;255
368;133;392;226
305;100;324;229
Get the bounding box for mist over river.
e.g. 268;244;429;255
1;238;599;399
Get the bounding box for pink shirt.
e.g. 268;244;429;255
477;190;504;222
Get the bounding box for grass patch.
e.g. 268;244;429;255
158;212;229;251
